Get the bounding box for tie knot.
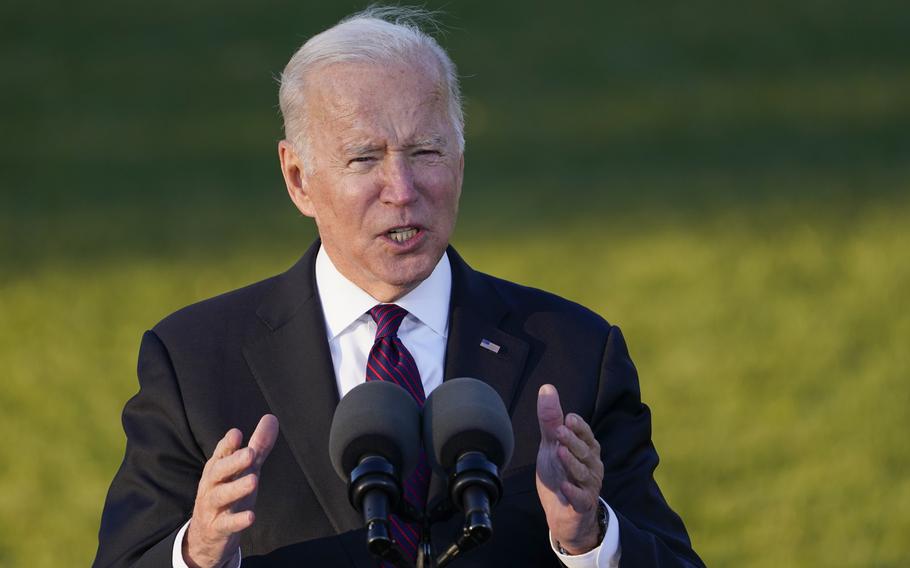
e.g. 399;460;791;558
369;304;408;340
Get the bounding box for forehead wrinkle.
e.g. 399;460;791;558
384;93;450;149
308;60;454;156
342;139;384;155
338;101;448;154
322;103;379;156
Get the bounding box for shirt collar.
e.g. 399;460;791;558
315;245;451;340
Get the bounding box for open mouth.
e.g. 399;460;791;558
387;226;420;243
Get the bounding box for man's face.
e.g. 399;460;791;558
280;57;464;302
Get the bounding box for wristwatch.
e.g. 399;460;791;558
555;501;609;555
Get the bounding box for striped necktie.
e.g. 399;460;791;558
366;304;430;564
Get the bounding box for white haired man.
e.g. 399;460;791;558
95;8;703;568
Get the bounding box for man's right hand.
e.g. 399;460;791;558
183;414;280;568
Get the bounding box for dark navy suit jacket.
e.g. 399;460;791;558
94;241;704;567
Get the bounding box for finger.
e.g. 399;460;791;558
560;479;598;513
556;424;593;465
557;443;594;487
209;446;257;483
214;509;256;536
248;414;279;468
203;429;244;478
212;428;243;460
566;413;599;451
537;384;564;443
208;473;259;510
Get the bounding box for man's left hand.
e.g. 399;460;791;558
535;384;605;555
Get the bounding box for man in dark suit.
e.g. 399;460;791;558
95;8;703;568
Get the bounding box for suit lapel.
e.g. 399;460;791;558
443;247;530;417
242;241;362;533
427;247;530;514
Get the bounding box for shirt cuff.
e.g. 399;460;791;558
550;499;621;568
172;519;242;568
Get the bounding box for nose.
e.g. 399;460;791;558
380;153;419;206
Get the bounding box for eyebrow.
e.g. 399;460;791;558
342;136;447;156
403;136;447;149
342;142;384;156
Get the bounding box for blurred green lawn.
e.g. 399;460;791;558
1;1;908;566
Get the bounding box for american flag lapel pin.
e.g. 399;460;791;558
479;338;501;354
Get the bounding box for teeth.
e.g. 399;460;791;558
388;228;418;242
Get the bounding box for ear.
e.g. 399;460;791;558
278;140;316;218
455;151;465;198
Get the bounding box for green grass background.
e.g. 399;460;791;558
1;1;908;566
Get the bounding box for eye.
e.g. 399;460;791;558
348;156;376;166
414;149;441;157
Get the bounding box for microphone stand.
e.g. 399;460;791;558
353;452;502;568
416;517;435;568
433;452;502;567
350;456;416;568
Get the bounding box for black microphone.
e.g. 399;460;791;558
329;381;421;566
422;377;514;565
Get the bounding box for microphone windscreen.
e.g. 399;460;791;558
422;377;514;472
329;381;421;481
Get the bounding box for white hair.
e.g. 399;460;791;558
278;6;464;169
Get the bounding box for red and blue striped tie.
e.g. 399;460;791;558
366;304;430;564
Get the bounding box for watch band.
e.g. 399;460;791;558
555;501;609;555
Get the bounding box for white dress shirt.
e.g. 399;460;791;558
173;245;619;567
315;244;450;399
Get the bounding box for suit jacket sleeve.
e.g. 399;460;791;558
595;325;704;567
93;330;207;567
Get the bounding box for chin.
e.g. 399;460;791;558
382;255;437;288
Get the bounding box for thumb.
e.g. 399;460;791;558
537;384;564;443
